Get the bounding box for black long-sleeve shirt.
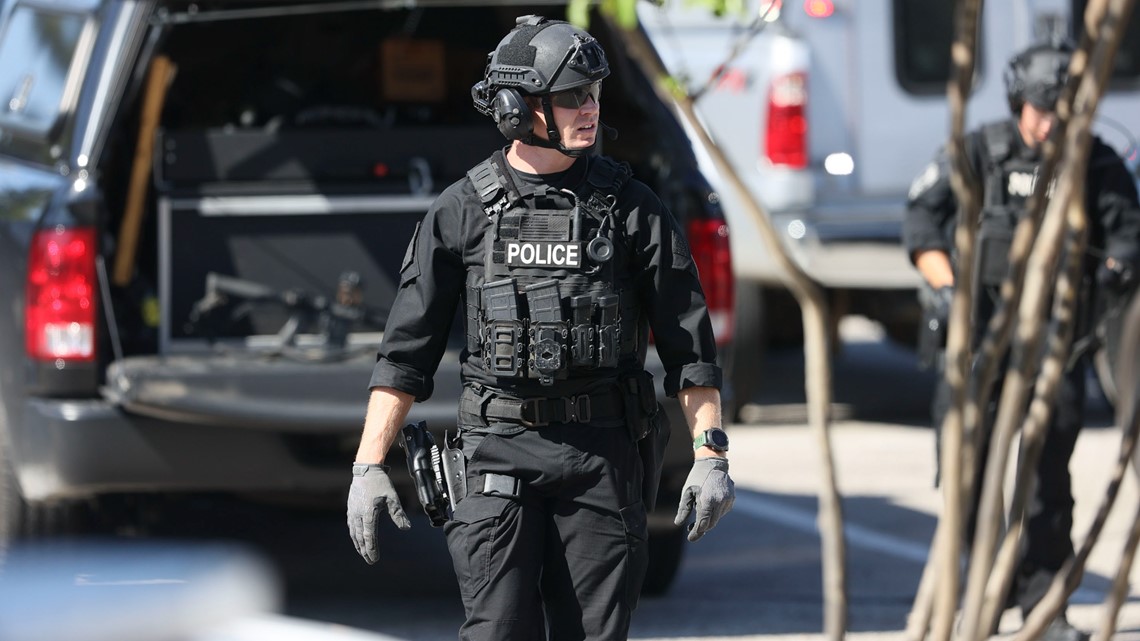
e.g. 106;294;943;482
369;154;722;402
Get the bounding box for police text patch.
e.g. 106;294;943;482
505;242;583;267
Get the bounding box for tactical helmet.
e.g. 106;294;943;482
1003;40;1073;114
472;15;610;155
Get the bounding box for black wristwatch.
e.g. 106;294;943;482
693;427;729;453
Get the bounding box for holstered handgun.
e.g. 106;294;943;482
398;421;451;527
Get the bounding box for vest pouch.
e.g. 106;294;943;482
570;294;596;368
525;280;568;385
482;279;525;378
977;218;1014;287
597;293;621;368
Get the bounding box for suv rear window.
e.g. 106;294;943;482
0;1;94;162
892;0;981;95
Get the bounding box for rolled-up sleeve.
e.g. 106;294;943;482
369;190;466;401
625;182;722;396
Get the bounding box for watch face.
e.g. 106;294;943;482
709;429;729;449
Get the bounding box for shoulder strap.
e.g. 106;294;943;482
584;156;632;195
978;122;1016;210
980;121;1014;166
466;149;518;217
580;156;633;216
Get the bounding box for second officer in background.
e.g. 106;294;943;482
905;39;1140;641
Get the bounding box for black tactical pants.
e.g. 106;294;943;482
443;422;648;641
932;355;1085;617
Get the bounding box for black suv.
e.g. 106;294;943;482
0;0;734;593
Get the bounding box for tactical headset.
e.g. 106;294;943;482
487;86;533;142
471;15;610;157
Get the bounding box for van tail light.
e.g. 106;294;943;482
766;71;808;168
687;219;734;346
26;226;97;362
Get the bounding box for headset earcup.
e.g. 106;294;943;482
492;89;532;141
1004;57;1023;113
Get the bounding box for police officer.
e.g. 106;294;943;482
905;40;1140;641
346;15;734;641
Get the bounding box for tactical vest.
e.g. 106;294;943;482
976;121;1046;286
464;151;639;386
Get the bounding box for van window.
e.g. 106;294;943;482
1071;0;1140;84
893;0;979;95
0;2;93;151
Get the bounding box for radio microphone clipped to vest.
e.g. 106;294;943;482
587;236;614;263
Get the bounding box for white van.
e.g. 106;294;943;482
640;0;1140;414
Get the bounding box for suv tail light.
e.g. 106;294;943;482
687;219;734;345
26;226;97;361
765;71;808;168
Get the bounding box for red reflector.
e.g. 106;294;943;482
26;226;97;361
687;219;735;345
804;0;834;18
766;72;808;168
373;163;390;178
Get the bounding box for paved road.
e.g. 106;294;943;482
4;318;1136;641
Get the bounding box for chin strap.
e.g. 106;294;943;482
541;96;561;146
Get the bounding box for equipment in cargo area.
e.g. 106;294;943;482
185;271;385;356
151;125;503;355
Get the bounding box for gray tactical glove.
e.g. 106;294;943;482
347;463;411;564
674;456;735;542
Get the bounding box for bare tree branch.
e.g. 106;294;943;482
596;16;849;641
917;3;985;641
979;196;1087;639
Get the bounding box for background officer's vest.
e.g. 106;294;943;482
976;121;1043;287
465;151;639;386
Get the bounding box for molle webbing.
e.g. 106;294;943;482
464;154;636;383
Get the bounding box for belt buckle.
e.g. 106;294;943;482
519;398;548;428
565;395;591;424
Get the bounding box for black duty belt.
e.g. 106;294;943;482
462;385;625;427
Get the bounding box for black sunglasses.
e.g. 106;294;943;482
549;81;602;109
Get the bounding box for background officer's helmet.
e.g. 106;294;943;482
1003;40;1074;115
471;15;610;149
